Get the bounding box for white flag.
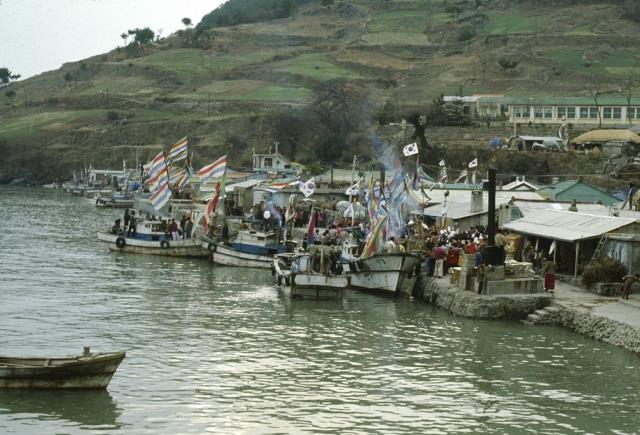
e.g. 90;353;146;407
403;142;419;156
439;160;445;167
345;180;360;196
549;240;557;255
468;158;478;168
299;178;316;198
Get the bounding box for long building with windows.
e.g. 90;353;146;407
444;95;640;126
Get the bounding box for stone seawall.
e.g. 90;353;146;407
418;276;640;354
529;300;640;354
417;276;551;320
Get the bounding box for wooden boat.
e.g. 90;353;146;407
0;349;125;389
202;229;288;269
274;253;347;300
348;252;422;296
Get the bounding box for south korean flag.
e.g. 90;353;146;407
403;142;419;156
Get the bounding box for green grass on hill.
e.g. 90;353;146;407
178;80;312;102
0;110;105;140
485;12;554;34
271;53;362;81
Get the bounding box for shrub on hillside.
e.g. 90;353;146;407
581;256;627;287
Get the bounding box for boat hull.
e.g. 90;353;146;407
349;254;422;296
287;273;348;299
97;232;208;258
0;352;125;389
206;243;273;268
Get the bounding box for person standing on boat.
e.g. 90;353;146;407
184;216;193;239
179;215;187;237
169;219;179;241
127;211;137;238
124;209;131;229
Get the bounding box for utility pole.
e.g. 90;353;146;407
348;155;357;203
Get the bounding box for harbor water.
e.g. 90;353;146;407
1;186;639;434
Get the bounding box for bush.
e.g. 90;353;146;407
498;56;519;71
457;25;476;42
581;256;627;287
106;111;120;121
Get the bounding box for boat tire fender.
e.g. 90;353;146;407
115;237;126;249
161;240;170;249
208;242;216;253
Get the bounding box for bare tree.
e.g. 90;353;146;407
590;74;603;128
622;72;637;123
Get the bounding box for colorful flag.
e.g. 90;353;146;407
360;215;389;259
265;177;299;192
168;166;187;185
150;183;171;210
204;175;226;224
176;171;190;192
197;155;227;184
306;207;316;242
468;158;478;168
285;194;297;223
403;142;419;156
167;136;188;163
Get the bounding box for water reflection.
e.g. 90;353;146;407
0;390;122;430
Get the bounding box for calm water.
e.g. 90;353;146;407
1;186;639;434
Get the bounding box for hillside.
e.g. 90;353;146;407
2;0;640;183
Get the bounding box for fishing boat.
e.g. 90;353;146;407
97;214;208;257
349;252;422;296
95;191;135;209
0;348;125;389
202;229;288;268
273;253;347;299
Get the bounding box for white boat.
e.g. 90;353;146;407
348;252;422;296
95;192;135;209
97;216;207;258
273;253;347;300
202;229;288;269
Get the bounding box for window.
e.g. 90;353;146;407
534;106;543;118
500;104;509;114
544;107;553;119
579;107;589;118
603;107;612;119
613;107;622;119
632;107;640;119
590;107;598;119
557;107;566;118
567;107;576;118
514;106;529;118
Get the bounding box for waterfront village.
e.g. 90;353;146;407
53;98;640;355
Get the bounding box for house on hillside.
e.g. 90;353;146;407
501;177;541;192
538;180;621;207
570;129;640;156
252;149;293;174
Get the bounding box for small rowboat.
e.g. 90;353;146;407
0;348;125;389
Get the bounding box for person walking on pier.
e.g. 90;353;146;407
434;243;446;278
542;256;557;294
621;273;640;300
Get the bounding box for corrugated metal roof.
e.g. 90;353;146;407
503;209;637;242
512;200;612;216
